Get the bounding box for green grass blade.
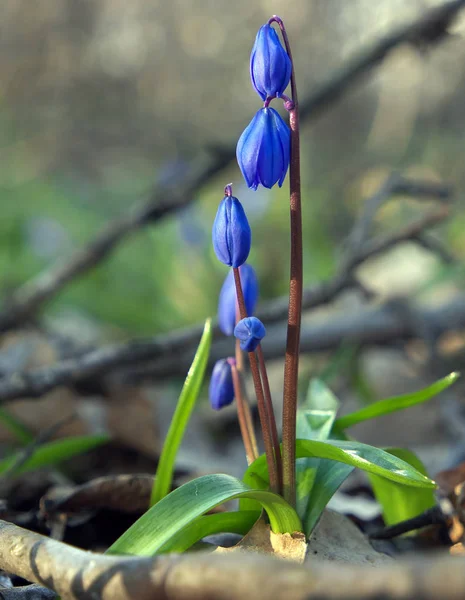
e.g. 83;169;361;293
158;511;258;553
0;408;33;444
108;473;302;556
150;319;212;506
244;439;436;491
0;435;110;476
334;372;459;430
368;448;436;527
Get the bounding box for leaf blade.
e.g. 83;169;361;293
150;319;212;506
334;372;459;430
0;435;110;476
368;448;436;527
108;473;301;556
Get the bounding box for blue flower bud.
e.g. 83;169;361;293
234;317;266;352
218;264;259;336
236;107;290;190
212;195;251;267
250;24;292;101
209;358;235;410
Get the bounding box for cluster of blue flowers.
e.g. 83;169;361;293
237;23;292;190
209;21;293;411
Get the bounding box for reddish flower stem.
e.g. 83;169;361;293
229;360;258;465
256;344;282;493
270;15;303;507
233;267;279;492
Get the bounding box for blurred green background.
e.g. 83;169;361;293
1;0;465;343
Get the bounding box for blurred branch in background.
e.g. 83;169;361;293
0;174;453;402
0;0;463;333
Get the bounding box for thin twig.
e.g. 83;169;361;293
0;0;462;333
370;506;448;540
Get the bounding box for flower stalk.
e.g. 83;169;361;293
229;358;258;465
270;15;303;507
233;267;280;493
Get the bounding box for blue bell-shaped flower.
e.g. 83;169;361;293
218;264;259;336
236;107;290;190
234;317;266;352
209;358;235;410
250;23;291;101
212;195;251;267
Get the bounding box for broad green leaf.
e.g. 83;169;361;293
0;408;33;445
368;448;436;527
297;378;340;442
150;319;212;506
0;435;110;476
108;474;302;556
244;439;436;492
302;459;353;536
334;372;459;430
158;511;258;553
296;379;340;519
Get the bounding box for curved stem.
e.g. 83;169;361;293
233;267;279;492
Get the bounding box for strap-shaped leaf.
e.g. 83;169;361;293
108;473;302;556
334;372;459;430
244;439;436;491
150;319;212;506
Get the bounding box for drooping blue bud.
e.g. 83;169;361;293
212;195;251;267
234;317;266;352
209;358;235;410
236;107;290;190
250;24;292;101
218;264;259;336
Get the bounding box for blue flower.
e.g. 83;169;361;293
234;317;266;352
209;358;235;410
218;264;259;336
236;107;290;190
212;195;251;267
250;24;291;101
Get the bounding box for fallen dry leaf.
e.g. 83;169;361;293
215;516;307;563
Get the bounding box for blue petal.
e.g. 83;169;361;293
234;316;266;352
218;264;259;336
212;196;251;267
209;359;235;410
250;24;291;100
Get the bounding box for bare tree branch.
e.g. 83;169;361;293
0;189;452;402
0;0;462;333
0;519;464;599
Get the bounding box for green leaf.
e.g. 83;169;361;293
295;379;341;521
158;511;258;554
302;459;353;536
297;378;340;442
368;448;436;527
244;439;436;492
0;408;33;445
0;435;110;476
150;319;212;506
107;474;302;556
334;372;459;431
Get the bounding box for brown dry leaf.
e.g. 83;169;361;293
0;330;160;458
307;510;393;566
214;517;307;563
435;461;465;544
40;474;155;516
